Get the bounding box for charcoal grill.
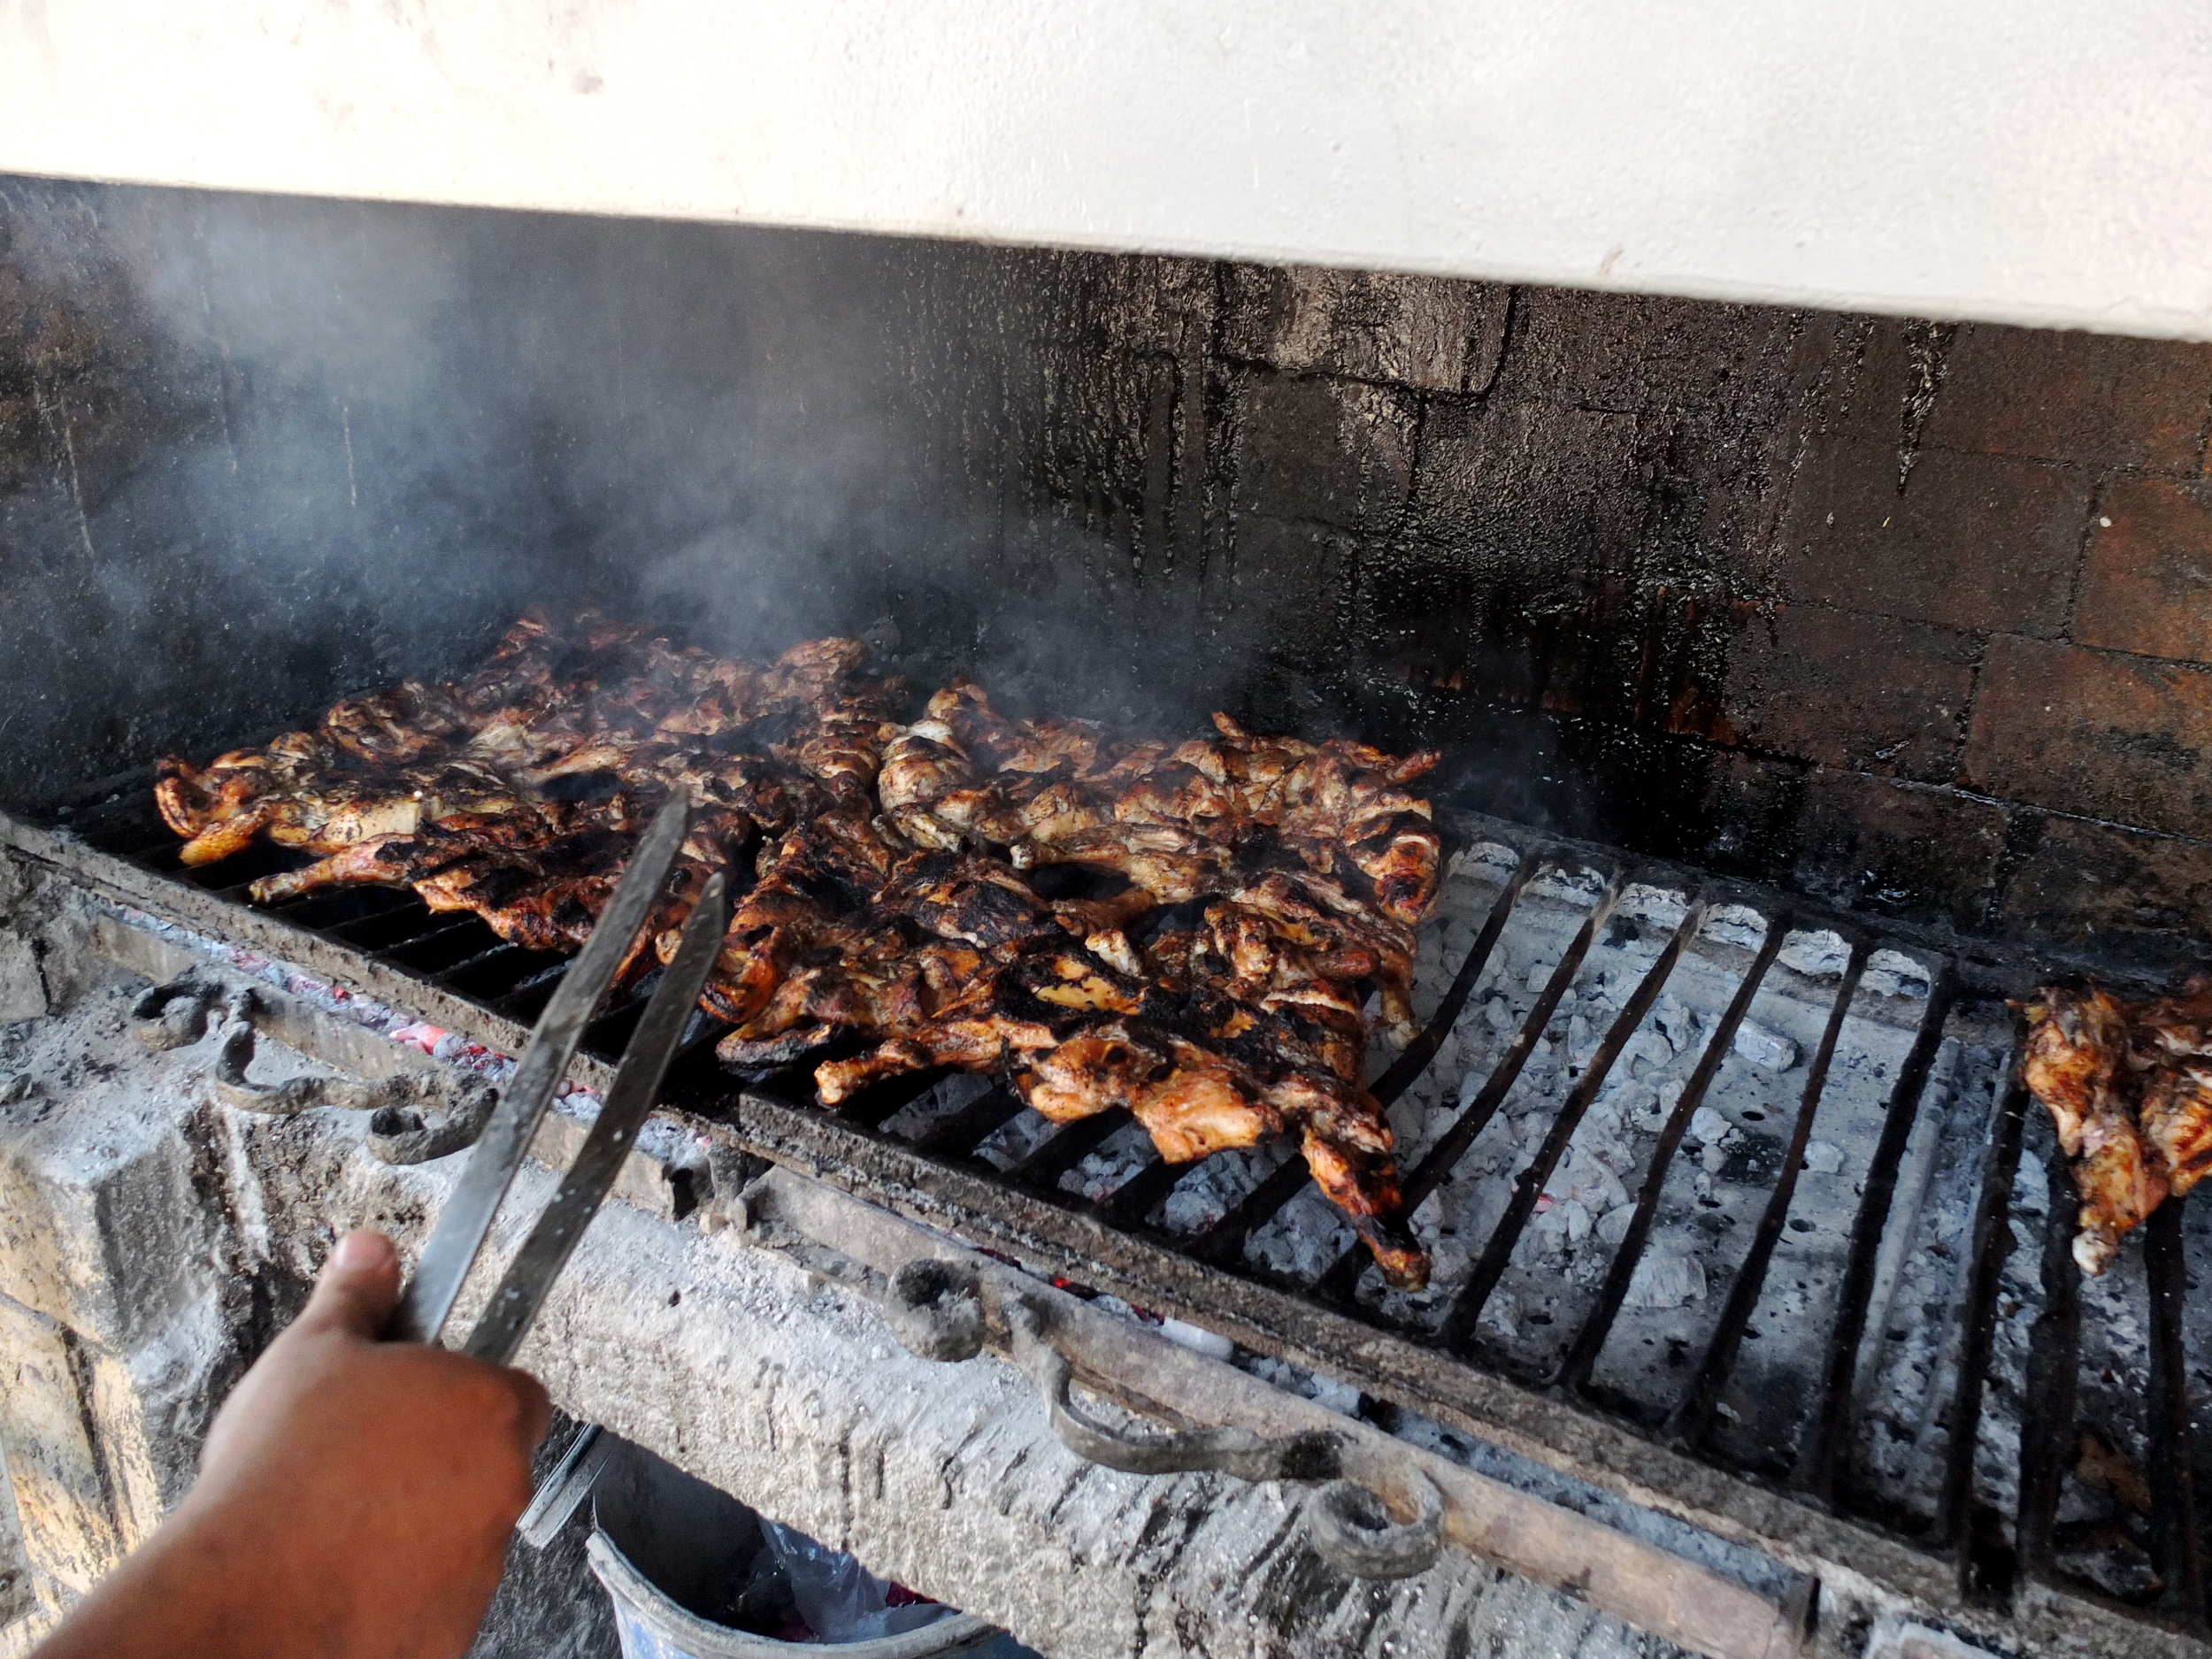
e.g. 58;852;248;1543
4;771;2205;1659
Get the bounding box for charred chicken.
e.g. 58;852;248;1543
2020;978;2212;1273
155;617;1445;1286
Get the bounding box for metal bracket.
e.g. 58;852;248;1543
199;986;466;1124
211;995;329;1113
880;1251;1442;1579
128;972;226;1050
518;1423;619;1550
365;1080;499;1164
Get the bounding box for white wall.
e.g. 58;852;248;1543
4;2;2209;339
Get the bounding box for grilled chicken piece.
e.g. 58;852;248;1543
172;617;893;986
1010;821;1233;902
322;681;470;765
160;618;1441;1288
2130;980;2212;1202
408;828;634;955
2020;984;2190;1274
696;804;906;1027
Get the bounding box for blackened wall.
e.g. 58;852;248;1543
4;176;2211;963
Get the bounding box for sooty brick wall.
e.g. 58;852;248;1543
988;259;2212;964
4;178;2211;966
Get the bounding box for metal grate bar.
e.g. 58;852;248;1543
1557;918;1790;1395
1010;1110;1133;1190
177;844;301;889
397;930;518;979
2014;1137;2080;1586
910;1084;1025;1156
489;961;575;1020
1432;895;1712;1343
435;942;541;996
326;901;449;951
1184;862;1562;1270
836;1065;956;1132
1670;938;1872;1450
1801;964;1958;1499
1185;1152;1310;1267
359;907;478;954
269;887;420;931
1936;1065;2031;1582
580;994;657;1063
1396;870;1625;1218
357;911;476;952
1101;1153;1187;1225
2143;1201;2208;1631
101;833;189;862
1369;846;1543;1109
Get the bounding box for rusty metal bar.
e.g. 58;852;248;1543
2143;1200;2208;1632
1671;937;1872;1451
1557;919;1789;1396
1185;858;1555;1269
2014;1132;2080;1586
1432;895;1712;1346
1936;1065;2031;1589
1801;964;1956;1499
1011;1109;1134;1190
1395;870;1625;1218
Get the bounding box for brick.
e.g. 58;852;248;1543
2001;817;2212;956
1230;373;1415;532
1502;288;1801;422
82;1348;166;1552
1814;318;1952;447
1722;605;1978;781
0;940;40;1025
1792;772;2010;931
0;1084;216;1355
1921;323;2212;472
1221;517;1356;675
1695;749;1806;879
1029;343;1181;545
1783;437;2088;635
1409;396;1642;561
1222;265;1508;394
1962;636;2212;835
0;1297;119;1594
1004;248;1215;356
2074;478;2212;662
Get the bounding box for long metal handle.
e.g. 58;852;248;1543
388;795;694;1345
463;871;730;1364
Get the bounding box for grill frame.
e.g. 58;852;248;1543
8;780;2207;1659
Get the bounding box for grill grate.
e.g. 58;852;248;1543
21;778;2212;1650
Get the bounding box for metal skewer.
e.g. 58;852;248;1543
387;795;703;1348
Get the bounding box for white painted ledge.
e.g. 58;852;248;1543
3;4;2209;338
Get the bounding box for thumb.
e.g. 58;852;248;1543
296;1230;403;1340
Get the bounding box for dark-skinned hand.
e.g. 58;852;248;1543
35;1230;551;1659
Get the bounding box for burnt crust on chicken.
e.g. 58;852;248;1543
156;618;1445;1288
2018;977;2212;1274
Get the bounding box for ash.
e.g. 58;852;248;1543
1116;837;2108;1550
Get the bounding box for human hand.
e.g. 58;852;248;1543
36;1230;551;1659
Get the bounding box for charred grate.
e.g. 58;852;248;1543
16;778;2212;1650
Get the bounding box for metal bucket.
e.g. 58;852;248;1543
583;1439;1003;1659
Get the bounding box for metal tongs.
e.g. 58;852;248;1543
387;795;728;1363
